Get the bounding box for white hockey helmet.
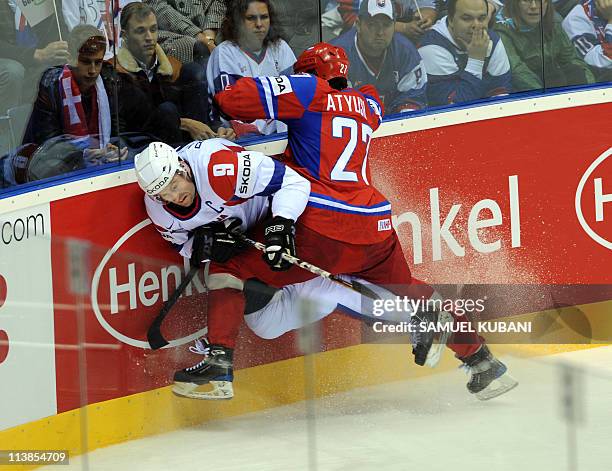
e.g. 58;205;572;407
134;142;180;196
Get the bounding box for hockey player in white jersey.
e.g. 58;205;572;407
135;138;313;399
137;139;307;259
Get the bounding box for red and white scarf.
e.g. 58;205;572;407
60;65;111;148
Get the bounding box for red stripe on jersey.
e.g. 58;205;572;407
208;150;239;202
226;198;249;206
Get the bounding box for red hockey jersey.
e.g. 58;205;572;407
215;74;393;245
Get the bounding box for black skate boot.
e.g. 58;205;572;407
410;308;454;367
460;345;518;400
172;339;234;400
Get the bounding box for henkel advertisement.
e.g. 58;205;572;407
370;103;611;285
7;100;608;418
49;185;361;412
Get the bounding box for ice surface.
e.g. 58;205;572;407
41;346;612;471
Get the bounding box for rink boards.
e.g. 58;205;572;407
0;86;611;467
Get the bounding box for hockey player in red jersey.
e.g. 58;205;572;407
214;42;518;400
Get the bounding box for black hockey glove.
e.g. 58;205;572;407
262;216;296;271
190;217;243;266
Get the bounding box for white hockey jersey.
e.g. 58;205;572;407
144;138;310;258
206;40;296;136
562;2;612;70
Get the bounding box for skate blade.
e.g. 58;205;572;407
475;373;518;401
424;311;454;368
172;380;234;400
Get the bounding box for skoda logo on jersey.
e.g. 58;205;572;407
239;153;251;195
90;219;208;349
270;76;292;96
377;0;386;6
575;147;612;250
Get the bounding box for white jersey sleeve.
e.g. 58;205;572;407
562;5;612;69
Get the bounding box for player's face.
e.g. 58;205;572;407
73;49;105;92
123;13;158;65
158;173;196;207
517;0;547;27
356;15;395;57
448;0;489;48
239;1;270;50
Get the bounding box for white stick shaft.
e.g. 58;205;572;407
413;0;423;20
52;0;62;41
239;235;380;300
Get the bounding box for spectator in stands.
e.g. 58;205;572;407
147;0;228;64
562;0;612;81
23;25;122;157
207;0;295;138
116;2;234;143
419;0;512;106
494;0;595;91
331;0;428;113
336;0;438;43
0;0;69;108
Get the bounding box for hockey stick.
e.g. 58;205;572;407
147;265;200;350
237;234;381;300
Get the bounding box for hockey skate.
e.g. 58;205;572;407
461;345;518;400
410;308;454;368
172;339;234;400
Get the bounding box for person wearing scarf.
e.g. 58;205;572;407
494;0;595;91
23;24;118;153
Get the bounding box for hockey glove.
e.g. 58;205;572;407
190;217;243;266
262;216;296;271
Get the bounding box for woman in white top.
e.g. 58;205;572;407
207;0;296;138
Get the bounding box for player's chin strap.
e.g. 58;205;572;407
236;234;381;301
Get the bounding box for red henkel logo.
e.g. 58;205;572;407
90;219;208;349
575;148;612;250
